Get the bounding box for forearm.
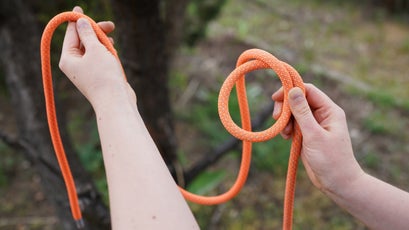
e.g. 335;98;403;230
92;91;198;229
325;172;409;230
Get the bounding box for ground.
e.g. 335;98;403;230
1;0;409;229
173;0;409;229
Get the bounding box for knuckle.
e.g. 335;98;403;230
296;103;311;117
86;41;104;53
83;30;95;38
58;57;68;71
304;83;313;88
334;106;346;120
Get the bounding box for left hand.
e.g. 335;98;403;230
59;6;131;107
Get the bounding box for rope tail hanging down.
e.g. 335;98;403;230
41;12;305;230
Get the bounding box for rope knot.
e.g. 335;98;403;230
218;48;305;142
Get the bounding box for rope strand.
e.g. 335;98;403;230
41;12;304;230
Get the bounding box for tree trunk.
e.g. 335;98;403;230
111;0;189;171
0;1;110;229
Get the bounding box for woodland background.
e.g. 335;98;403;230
0;0;409;229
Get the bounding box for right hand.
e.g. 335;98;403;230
272;84;363;194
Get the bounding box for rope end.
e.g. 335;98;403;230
75;219;85;229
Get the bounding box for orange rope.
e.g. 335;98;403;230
41;11;118;228
180;49;305;230
41;12;304;230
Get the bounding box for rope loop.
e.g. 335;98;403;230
42;11;305;230
218;48;305;142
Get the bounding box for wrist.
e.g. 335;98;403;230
90;83;137;113
322;166;366;200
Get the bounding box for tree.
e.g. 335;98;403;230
110;0;228;182
0;0;228;228
0;0;110;229
110;0;187;173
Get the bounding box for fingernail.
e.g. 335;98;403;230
288;87;304;102
273;104;280;118
272;107;278;118
73;6;82;12
77;18;89;28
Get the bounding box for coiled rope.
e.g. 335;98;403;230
41;11;304;230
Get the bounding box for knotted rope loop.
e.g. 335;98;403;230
180;49;305;230
218;48;305;142
41;11;305;230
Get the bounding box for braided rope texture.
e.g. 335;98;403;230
41;12;117;226
180;49;305;230
41;12;305;230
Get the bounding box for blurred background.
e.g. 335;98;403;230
0;0;409;229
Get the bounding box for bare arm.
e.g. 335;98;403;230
326;173;409;230
273;84;409;229
93;87;198;229
59;7;198;229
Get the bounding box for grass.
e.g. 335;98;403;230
13;0;405;227
360;152;382;170
362;111;394;135
211;0;409;100
176;0;409;228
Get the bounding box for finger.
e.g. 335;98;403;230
271;87;284;101
282;121;293;136
281;133;291;140
272;101;282;120
109;37;115;45
76;18;100;49
280;121;293;140
74;6;84;14
97;21;115;34
304;84;336;111
62;6;84;53
288;87;321;135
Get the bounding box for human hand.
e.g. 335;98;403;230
272;84;363;194
59;6;134;107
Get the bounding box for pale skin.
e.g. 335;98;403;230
273;85;409;229
59;7;199;229
60;6;409;230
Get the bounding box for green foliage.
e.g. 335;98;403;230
398;38;409;54
184;0;227;46
169;69;190;103
189;204;214;229
187;84;238;146
72;120;108;203
188;81;270;143
362;109;403;137
36;0;112;23
361;152;381;170
363;111;390;135
367;90;396;108
169;70;189;91
187;170;226;195
252;136;291;175
365;89;409;115
189;80;292;174
237;19;250;39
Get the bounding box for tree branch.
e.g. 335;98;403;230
0;130;62;176
184;102;275;185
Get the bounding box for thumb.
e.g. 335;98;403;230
288;87;320;134
76;18;99;49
